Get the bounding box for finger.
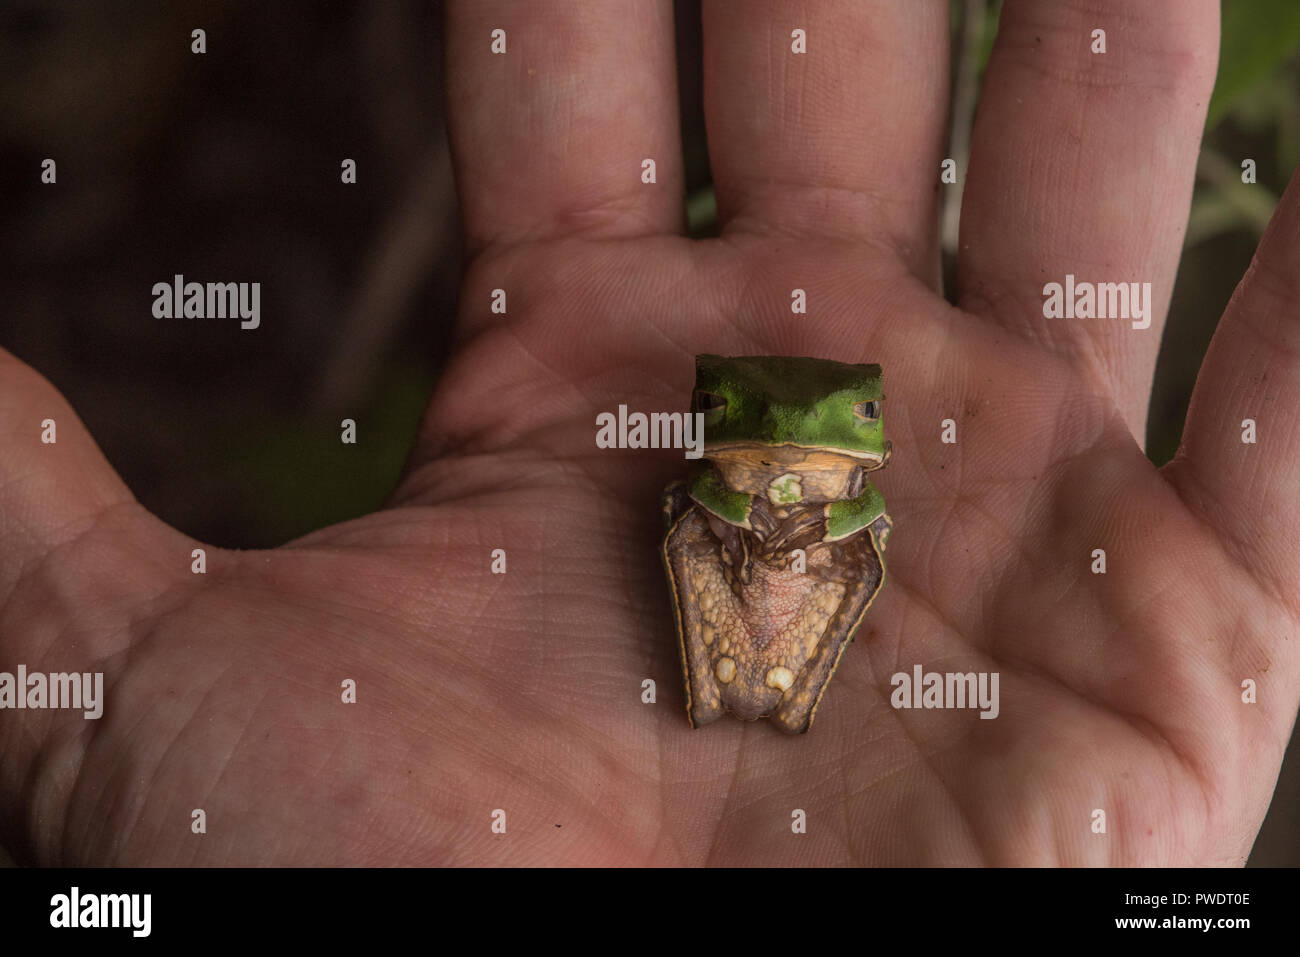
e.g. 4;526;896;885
0;347;140;598
701;0;950;278
957;0;1218;435
445;0;683;255
0;349;189;646
0;347;183;860
1165;169;1300;621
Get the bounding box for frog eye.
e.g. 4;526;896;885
693;390;727;423
853;400;881;421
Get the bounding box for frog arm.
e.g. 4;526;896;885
687;463;754;529
823;479;889;543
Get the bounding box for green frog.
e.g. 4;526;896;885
662;355;893;734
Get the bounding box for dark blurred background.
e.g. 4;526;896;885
0;0;1296;865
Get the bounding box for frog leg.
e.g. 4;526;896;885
770;526;886;734
662;484;727;728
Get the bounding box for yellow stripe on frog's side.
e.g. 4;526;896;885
661;506;699;728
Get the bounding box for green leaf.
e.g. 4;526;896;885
1207;0;1300;129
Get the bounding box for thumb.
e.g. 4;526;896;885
0;347;140;594
0;346;187;859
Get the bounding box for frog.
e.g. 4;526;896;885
661;355;893;734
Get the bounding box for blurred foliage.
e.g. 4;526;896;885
685;182;717;237
1209;0;1300;128
226;361;433;544
971;0;1001;75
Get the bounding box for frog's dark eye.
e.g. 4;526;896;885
693;390;727;422
853;400;881;421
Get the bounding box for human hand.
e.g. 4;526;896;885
2;0;1294;865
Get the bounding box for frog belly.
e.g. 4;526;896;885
662;501;885;733
689;556;846;719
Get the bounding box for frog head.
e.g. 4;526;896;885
689;354;892;513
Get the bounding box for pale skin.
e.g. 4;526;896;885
1;0;1298;865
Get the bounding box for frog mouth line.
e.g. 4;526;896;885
703;442;888;466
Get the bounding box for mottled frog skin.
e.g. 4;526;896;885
661;355;893;734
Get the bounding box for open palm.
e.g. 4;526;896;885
4;0;1298;866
